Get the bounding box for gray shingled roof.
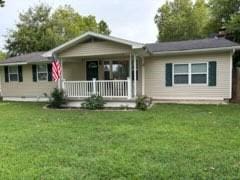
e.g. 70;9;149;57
0;38;239;65
0;52;49;65
146;38;240;53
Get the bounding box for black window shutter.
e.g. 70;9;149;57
4;66;9;82
18;65;23;82
166;63;173;87
32;65;37;82
47;64;52;81
208;61;217;86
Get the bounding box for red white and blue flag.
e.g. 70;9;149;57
52;60;62;82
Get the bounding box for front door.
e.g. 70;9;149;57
86;61;99;80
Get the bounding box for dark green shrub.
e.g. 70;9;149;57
136;96;151;111
49;88;66;108
82;95;105;110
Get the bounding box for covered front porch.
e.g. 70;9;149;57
60;54;143;100
43;32;145;101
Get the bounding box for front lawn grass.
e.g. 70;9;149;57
0;102;240;179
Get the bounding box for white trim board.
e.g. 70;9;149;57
3;97;49;102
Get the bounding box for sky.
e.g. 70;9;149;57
0;0;165;51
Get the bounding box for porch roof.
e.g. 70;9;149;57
43;32;144;58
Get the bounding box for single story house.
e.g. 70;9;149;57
0;32;240;106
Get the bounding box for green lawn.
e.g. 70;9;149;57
0;102;240;179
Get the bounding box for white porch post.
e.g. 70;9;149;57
141;57;145;96
129;53;132;99
60;58;64;90
133;54;137;97
127;77;132;99
92;78;96;95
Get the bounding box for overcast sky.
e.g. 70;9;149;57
0;0;165;51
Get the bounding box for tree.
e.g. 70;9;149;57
0;50;6;61
208;0;240;33
98;20;111;35
208;0;240;66
5;4;53;56
5;4;111;57
155;0;210;42
0;0;5;7
50;5;110;45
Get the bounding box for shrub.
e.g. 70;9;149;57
49;88;66;108
82;95;105;110
136;96;151;111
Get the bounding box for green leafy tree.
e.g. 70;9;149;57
5;4;53;56
208;0;240;33
98;20;111;35
208;0;240;66
0;0;5;7
0;50;6;61
50;5;110;45
5;4;111;57
155;0;209;42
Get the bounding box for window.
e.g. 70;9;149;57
173;64;189;84
37;64;48;81
8;66;19;82
103;60;129;80
191;63;207;84
112;61;129;80
173;63;208;85
104;61;110;80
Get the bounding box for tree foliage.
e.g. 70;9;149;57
5;4;111;57
0;51;6;61
208;0;240;33
155;0;209;42
0;0;5;7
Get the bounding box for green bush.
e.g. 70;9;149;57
49;88;66;108
82;95;105;110
136;96;151;111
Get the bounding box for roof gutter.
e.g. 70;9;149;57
0;62;28;66
150;46;240;56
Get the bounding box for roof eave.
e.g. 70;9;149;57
150;46;240;56
0;62;28;66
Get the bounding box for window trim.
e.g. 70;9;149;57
173;63;189;85
191;63;208;85
37;64;48;82
173;62;208;86
8;66;19;82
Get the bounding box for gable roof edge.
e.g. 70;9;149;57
43;32;144;57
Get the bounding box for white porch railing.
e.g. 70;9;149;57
63;78;132;99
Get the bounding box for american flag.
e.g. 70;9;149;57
52;60;62;82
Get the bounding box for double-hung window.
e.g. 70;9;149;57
37;64;48;81
173;63;208;85
173;64;189;84
8;66;19;82
191;63;208;84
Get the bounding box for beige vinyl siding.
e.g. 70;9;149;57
0;65;57;97
59;41;131;58
144;52;232;100
63;61;85;81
